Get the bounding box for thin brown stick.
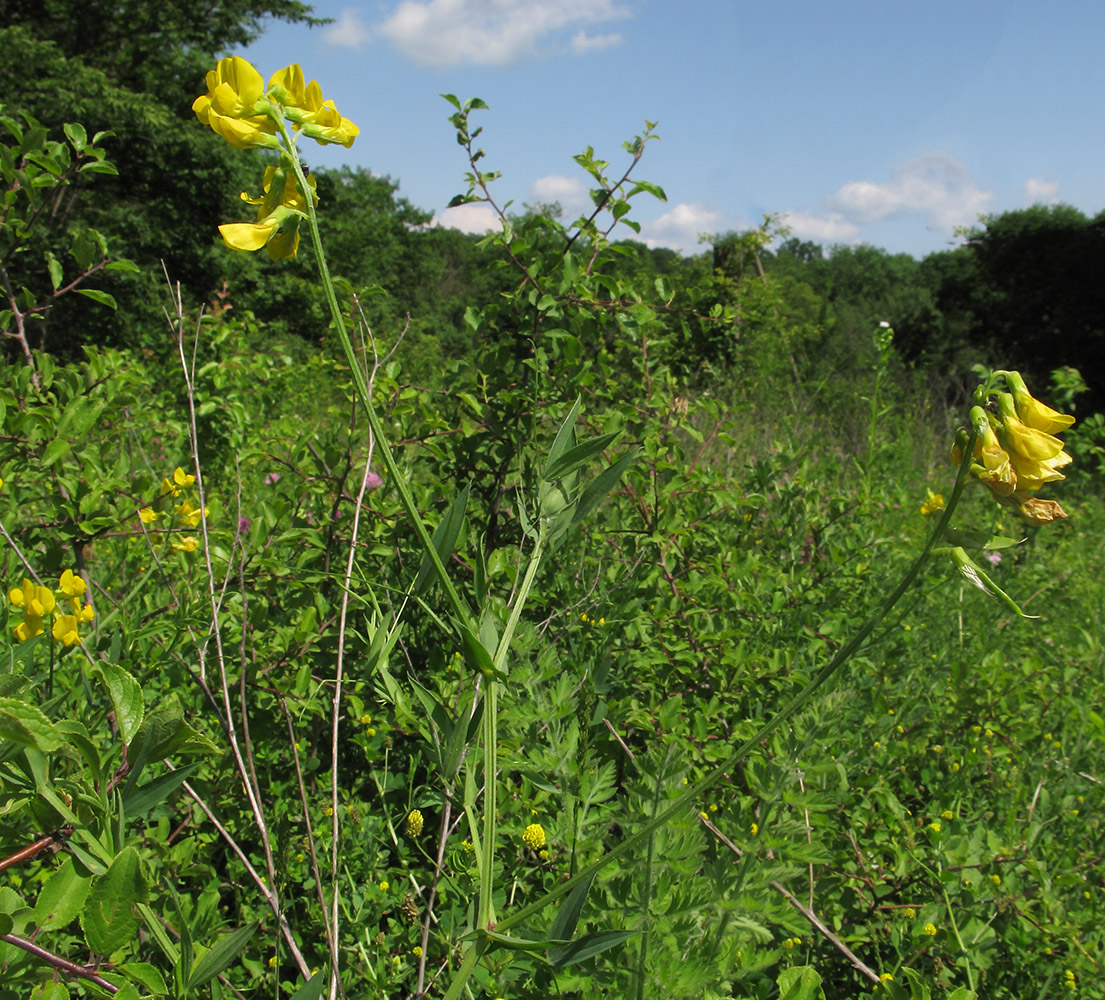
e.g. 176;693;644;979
699;815;881;985
1;933;118;992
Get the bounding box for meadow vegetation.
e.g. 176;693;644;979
1;8;1103;1000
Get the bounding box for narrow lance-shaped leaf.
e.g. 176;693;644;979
415;484;470;595
543;396;582;479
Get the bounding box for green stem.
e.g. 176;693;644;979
280;130;473;634
477;523;547;932
490;439;977;937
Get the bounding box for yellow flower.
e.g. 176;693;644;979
522;823;546;850
175;498;208;528
192;56;280;149
220;167;317;260
162;467;195;496
880;973;894;983
412;946;423;957
920;491;945;515
52;613;81;647
267;64;360;147
924;922;937;936
58;569;85;599
969;408;1016;496
405;809;424;837
929;821;941;833
172;536;200;553
9;579;56;641
903;907;916;919
378;880;389;891
138;507;158;525
996;392;1067;462
1002;370;1075;433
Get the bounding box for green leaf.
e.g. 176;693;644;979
96;661;144;745
289;971;327;1000
44;250;63;291
543;432;620;482
76;288;117;309
63;122;88;152
415;485;470;595
42;437;72;467
80;846;148;955
548;872;595;945
119;962;168;995
29;982;70;1000
122;762;200;818
777;965;825;1000
548;929;636;967
572;452;636;527
543;397;582;479
186;921;259;990
458;621;501;680
35;856;91;930
0;697;63;751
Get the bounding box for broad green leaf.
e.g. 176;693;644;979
186;921;259;990
0;697;63;751
76;288;117;309
119;962;168;995
41;437;72;467
777;965;824;1000
29;982;70;1000
96;661;143;745
34;856;91;930
415;485;470;595
63;122;88;151
81;846;148;955
44;250;63;290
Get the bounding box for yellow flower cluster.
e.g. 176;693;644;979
522;823;546;851
405;809;424;838
955;371;1074;524
9;569;95;646
193;56;358;260
141;467;207;553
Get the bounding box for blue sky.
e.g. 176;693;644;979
234;0;1105;258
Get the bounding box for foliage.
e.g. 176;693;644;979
0;52;1103;1000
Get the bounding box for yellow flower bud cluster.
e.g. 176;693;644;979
192;57;358;260
522;822;546;851
9;569;95;646
957;371;1074;525
405;809;424;838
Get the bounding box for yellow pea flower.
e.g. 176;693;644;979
268;64;360;148
9;579;56;641
52;614;81;647
995;393;1067;462
1002;370;1075;433
220;167;317;260
192;56;280;149
58;569;86;599
138;507;158;525
172;536;200;553
174;498;208;528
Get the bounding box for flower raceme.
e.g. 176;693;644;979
9;570;95;645
959;372;1074;524
194;57;358;259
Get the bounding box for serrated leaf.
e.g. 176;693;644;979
97;661;143;744
119;962;167;995
81;846;148;955
0;697;63;751
35;856;91;930
186;921;259;990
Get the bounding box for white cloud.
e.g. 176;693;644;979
529;173;591;214
571;30;622;54
321;7;373;49
375;0;632;67
435;202;502;234
780;211;860;244
1023;177;1059;205
639;202;722;254
827;153;992;232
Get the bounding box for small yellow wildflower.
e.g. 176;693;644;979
750;823;759;836
941;810;954;821
172;535;200;553
324;806;333;817
8;579;56;641
539;849;549;860
51;613;81;647
405;809;424;837
924;922;937;936
920;491;945;516
522;823;546;850
412;946;423;957
929;822;941;833
903;907;916;919
162;466;196;496
175;498;209;528
268;955;278;968
880;973;894;983
138;507;158;525
360;713;372;725
378;880;389;891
